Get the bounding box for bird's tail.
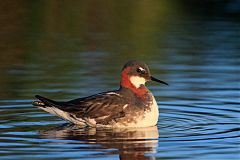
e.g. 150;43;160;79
32;100;45;106
32;95;84;125
33;95;61;107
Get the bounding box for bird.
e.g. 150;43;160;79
33;60;168;128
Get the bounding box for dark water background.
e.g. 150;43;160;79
0;1;239;160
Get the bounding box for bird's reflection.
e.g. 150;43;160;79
40;124;159;160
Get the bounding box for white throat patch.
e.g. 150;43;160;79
130;76;146;88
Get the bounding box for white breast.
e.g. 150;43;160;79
135;95;159;127
113;94;159;128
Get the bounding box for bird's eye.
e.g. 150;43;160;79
137;68;142;73
137;67;145;74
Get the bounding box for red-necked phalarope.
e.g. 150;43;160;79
33;60;168;128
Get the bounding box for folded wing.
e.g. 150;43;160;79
34;93;128;126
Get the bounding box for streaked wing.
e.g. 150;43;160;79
67;92;126;119
36;92;127;123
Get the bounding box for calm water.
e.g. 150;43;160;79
0;1;240;160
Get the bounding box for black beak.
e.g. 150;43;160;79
150;76;169;85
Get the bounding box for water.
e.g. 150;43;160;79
0;1;240;160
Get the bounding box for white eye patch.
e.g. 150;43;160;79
138;67;145;72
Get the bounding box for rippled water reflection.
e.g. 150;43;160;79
0;1;240;160
40;125;159;159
